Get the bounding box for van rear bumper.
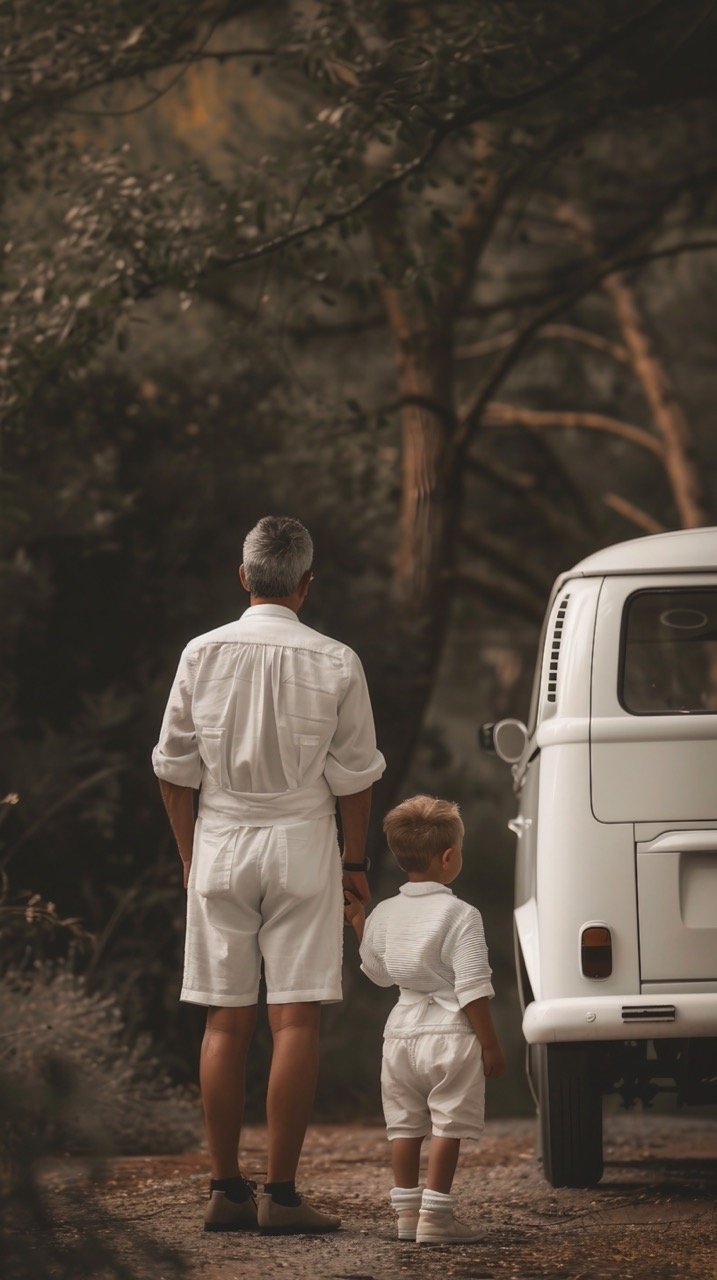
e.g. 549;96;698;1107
523;994;717;1043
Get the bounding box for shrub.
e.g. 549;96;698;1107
0;966;199;1156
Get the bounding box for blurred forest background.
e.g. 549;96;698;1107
3;6;717;1227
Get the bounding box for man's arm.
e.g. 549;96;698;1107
339;785;372;905
159;779;197;889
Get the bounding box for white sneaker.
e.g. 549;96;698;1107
389;1186;423;1241
416;1191;482;1244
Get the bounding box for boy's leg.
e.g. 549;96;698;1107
391;1137;423;1188
200;1004;257;1179
390;1139;424;1241
425;1136;461;1194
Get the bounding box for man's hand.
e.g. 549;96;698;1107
338;787;372;904
342;868;371;905
343;888;366;936
158;779;196;887
482;1042;507;1079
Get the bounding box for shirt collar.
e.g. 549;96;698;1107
399;882;454;897
242;604;298;621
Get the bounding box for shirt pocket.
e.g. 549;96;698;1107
196;726;229;789
292;730;324;781
193;816;238;898
278;818;340;900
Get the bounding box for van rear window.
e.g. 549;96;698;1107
621;589;717;714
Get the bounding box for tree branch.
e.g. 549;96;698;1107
602;492;667;534
467;454;595;552
452;568;545;624
192;0;688;274
479;401;665;457
461;528;555;595
453;237;717;454
456;323;630;364
554;200;709;529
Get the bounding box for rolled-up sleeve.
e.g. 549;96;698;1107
152;648;203;789
447;908;495;1007
323;650;386;796
359;912;394;988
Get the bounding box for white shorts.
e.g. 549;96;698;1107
181;812;344;1007
381;1032;485;1141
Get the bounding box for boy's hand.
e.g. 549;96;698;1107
482;1042;507;1079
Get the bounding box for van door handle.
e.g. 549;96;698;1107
508;816;532;836
638;830;717;854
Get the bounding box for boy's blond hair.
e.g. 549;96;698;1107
383;794;464;874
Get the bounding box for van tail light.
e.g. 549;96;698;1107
581;925;612;979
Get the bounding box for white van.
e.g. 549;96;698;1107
482;527;717;1187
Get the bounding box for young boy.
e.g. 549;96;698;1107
344;794;505;1245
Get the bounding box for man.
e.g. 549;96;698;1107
152;516;385;1235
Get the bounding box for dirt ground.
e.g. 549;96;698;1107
40;1113;716;1280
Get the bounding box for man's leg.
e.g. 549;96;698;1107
265;1001;320;1182
200;1004;257;1179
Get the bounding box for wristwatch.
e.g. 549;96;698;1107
342;858;371;873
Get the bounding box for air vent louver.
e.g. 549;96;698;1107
622;1005;676;1023
546;595;570;703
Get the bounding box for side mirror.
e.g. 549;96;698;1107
478;722;496;752
493;718;529;764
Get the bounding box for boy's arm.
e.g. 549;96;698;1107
462;997;506;1078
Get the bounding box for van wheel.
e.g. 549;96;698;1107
537;1043;603;1187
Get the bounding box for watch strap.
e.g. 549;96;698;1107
342;858;371;873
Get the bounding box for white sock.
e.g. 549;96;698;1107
421;1188;455;1212
390;1185;422;1207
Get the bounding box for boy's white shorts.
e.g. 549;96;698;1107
381;1031;485;1141
180;811;344;1007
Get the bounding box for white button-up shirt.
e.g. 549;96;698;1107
152;604;385;824
360;882;494;1037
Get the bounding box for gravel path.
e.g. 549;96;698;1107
39;1114;716;1280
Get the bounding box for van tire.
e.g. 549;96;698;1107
537;1043;603;1187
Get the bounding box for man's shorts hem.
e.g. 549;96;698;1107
387;1127;431;1141
266;986;342;1005
180;986;258;1007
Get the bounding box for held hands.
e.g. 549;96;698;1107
343;888;365;934
482;1041;507;1079
342;868;371;906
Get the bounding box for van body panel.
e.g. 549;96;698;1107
514;898;540;1002
535;744;638;1000
642;980;717;994
590;573;717;824
636;830;717;981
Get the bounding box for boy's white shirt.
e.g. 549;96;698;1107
359;882;494;1038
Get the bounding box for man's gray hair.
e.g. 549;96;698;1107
243;516;313;598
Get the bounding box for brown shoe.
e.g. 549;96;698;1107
257;1191;341;1234
204;1187;258;1233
